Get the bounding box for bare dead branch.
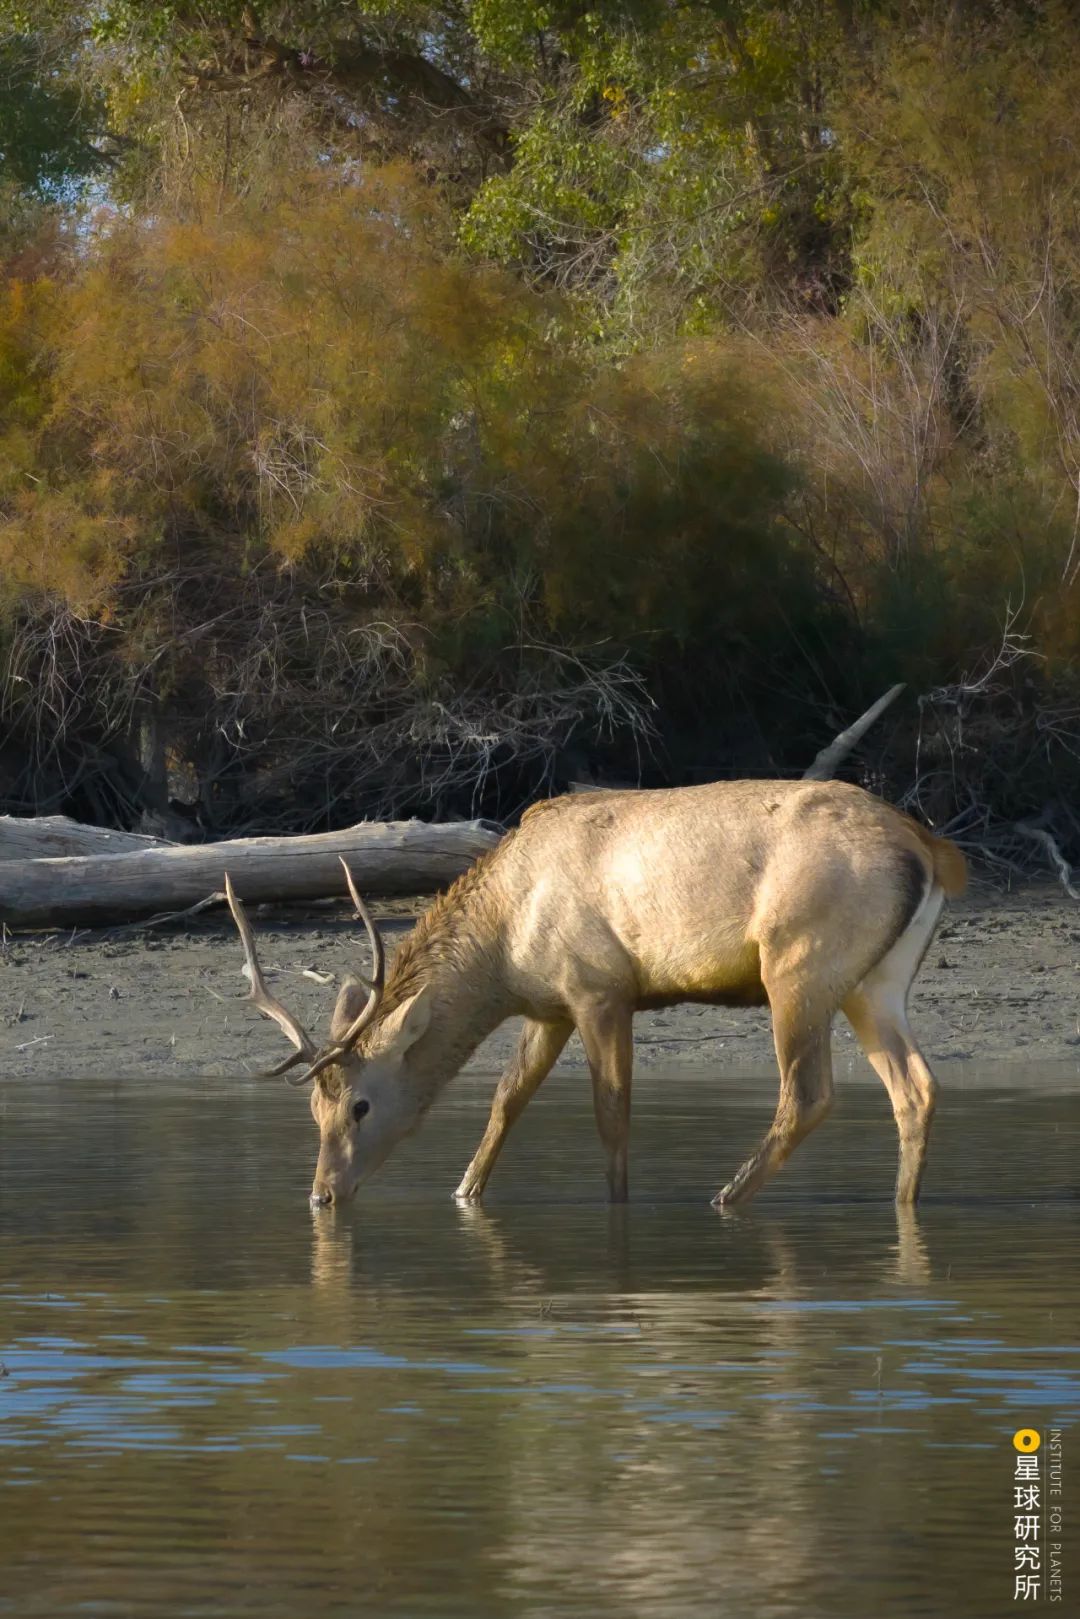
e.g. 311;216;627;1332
1015;823;1080;901
802;684;906;782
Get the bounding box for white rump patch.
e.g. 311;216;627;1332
855;881;944;1017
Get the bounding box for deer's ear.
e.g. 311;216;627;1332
330;978;373;1043
371;987;432;1058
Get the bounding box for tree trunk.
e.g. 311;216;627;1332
0;820;500;928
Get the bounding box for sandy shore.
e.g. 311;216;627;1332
2;880;1079;1084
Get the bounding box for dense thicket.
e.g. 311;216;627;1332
1;2;1078;866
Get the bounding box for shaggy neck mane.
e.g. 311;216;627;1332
358;803;559;1109
377;839;509;1018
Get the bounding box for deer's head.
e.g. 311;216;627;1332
225;862;432;1207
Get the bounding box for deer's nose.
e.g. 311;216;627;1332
310;1182;333;1208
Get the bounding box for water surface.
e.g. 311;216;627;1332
1;1068;1078;1617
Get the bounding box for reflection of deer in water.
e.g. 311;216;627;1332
303;1199;935;1619
310;1197;930;1304
224;779;965;1209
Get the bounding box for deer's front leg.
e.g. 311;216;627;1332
454;1017;572;1201
576;1000;634;1202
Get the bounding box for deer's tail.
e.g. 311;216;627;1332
906;818;968;897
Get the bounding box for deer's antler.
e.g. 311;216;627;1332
294;858;386;1085
225;872;319;1084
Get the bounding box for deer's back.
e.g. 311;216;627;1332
496;780;936;1011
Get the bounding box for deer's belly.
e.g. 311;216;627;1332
635;981;769;1011
634;940;767;1010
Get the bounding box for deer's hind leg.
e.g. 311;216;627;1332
843;886;944;1205
454;1017;573;1201
576;1000;634;1203
713;985;835;1208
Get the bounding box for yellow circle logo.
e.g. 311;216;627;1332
1013;1429;1041;1452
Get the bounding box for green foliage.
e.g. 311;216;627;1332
0;4;860;323
0;34;111;195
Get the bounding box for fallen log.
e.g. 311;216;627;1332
0;820;500;929
0;815;173;861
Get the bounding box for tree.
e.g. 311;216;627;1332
0;32;117;196
0;4;881;327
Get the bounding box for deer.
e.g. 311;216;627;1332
223;778;966;1211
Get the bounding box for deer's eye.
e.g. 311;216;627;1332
351;1098;370;1123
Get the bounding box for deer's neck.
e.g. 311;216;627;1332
422;967;513;1104
391;912;517;1115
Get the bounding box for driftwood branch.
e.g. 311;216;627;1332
802;684;906;781
0;820;499;929
1015;821;1080;900
97;891;230;937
